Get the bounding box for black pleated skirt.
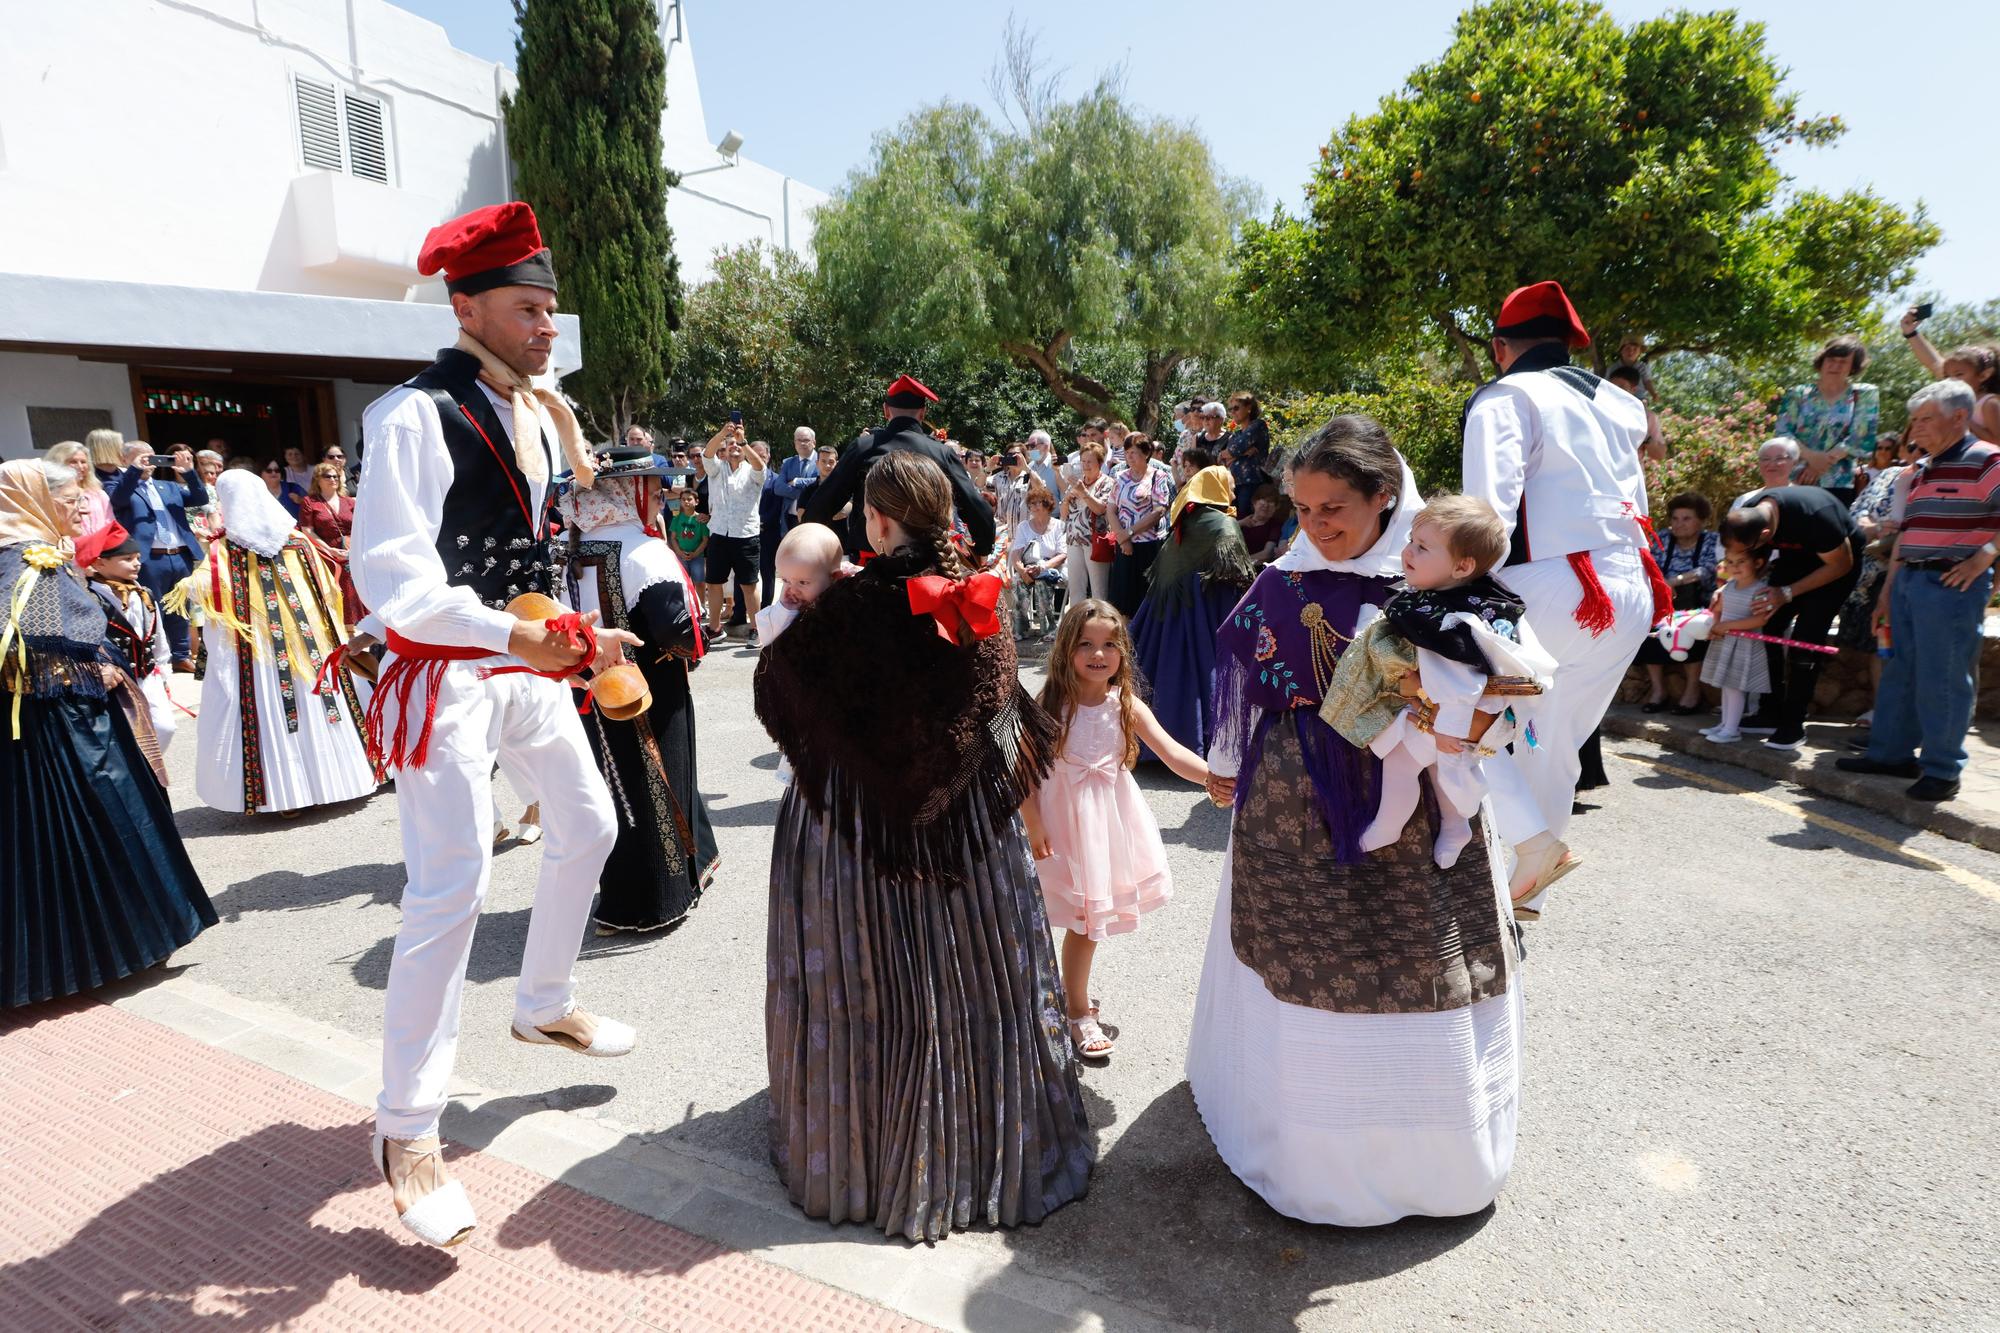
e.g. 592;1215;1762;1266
766;777;1094;1241
1;695;215;1008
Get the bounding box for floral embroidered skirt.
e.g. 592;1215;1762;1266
766;777;1094;1241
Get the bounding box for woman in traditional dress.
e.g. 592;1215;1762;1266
173;471;378;816
298;459;366;625
1129;464;1255;757
755;450;1092;1242
560;447;719;935
1;460;215;1008
1186;415;1522;1226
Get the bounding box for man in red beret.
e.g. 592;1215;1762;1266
349;201;641;1248
1462;280;1664;919
803;374;995;558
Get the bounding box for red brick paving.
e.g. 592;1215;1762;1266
0;997;930;1331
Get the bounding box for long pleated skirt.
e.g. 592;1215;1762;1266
2;695;216;1008
766;777;1094;1242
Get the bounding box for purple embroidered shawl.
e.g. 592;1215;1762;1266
1211;564;1398;860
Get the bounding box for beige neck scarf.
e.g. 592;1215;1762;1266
0;460;77;558
455;329;596;489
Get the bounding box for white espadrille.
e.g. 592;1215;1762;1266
372;1133;476;1249
509;1008;636;1058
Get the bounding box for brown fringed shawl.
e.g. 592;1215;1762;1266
754;548;1059;887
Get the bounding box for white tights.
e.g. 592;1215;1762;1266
1718;686;1748;733
1361;740;1479;869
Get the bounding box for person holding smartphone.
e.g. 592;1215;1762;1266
694;415;766;641
105;437;209;668
1901;302;2000;444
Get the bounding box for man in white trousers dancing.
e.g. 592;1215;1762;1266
352;201;640;1248
1462;280;1668;918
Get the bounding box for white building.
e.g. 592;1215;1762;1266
0;0;825;461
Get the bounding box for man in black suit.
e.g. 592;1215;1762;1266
804;375;995;559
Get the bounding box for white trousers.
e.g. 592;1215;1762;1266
375;661;617;1139
1487;545;1652;846
1066;542;1113;604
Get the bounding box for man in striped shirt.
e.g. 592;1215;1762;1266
1838;380;2000;800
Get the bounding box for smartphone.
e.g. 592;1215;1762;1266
148;454;179;468
1914;302;1934;321
728;409;743;425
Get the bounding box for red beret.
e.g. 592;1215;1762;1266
1495;280;1590;349
75;521;133;569
884;374;938;408
417;202;558;296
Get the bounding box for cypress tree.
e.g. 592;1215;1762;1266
506;0;681;435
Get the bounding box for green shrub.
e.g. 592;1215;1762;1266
1644;396;1770;522
1267;371;1471;498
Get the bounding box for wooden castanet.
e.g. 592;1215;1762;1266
503;593;651;721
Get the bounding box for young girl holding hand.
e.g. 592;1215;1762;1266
1023;599;1224;1060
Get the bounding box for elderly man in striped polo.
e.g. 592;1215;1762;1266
1838;379;2000;801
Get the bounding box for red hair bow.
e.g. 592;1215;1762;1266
907;572;1002;644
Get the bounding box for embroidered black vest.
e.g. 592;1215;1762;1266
403;349;557;611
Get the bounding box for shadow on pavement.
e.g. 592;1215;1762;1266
348;906;532;991
206;863;405;921
0;1121;456;1327
979;1081;1493;1331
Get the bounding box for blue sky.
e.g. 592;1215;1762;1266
405;0;1996;304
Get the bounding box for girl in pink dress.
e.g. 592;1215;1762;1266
1026;598;1218;1060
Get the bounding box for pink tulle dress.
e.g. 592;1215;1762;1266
1037;691;1172;940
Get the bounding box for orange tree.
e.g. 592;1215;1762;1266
1234;0;1938;384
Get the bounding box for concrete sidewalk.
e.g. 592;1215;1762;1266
0;996;929;1333
1599;703;2000;853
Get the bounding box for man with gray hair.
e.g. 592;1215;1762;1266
1024;429;1059;494
1837;378;2000;801
772;425;819;538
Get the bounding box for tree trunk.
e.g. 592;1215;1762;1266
1134;350;1186;436
1436;313;1487;382
1000;334;1121;422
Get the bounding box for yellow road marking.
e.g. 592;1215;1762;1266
1607;750;2000;906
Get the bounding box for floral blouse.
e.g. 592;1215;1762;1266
1062;473;1113;546
1774;382;1879;491
1113;464;1172;544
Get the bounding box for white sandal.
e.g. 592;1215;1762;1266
1510;839;1581;921
372;1132;476;1249
1068;1014;1113;1060
510;1007;637;1057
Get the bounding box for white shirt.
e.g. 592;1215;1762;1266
1463;366;1650;564
1011;517;1065;567
351;380;557;653
702;453;767;539
142;477;184;551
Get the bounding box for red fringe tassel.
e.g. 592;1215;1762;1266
1567;551;1616;637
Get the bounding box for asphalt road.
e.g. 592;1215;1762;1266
153;642;2000;1330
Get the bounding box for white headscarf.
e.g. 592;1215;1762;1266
215;469;299;558
1272;453;1425;581
559;476;696;611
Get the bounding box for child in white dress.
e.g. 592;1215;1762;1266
1335;497;1554;872
1025;599;1213;1060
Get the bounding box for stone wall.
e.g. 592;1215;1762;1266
1617;616;2000;719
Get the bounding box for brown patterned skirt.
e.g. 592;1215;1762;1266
766;775;1093;1242
1231;714;1508;1015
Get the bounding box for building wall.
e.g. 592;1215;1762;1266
0;0;511;301
0;0;822;296
0;354;140;457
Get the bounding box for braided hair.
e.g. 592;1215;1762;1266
864;449;969;578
